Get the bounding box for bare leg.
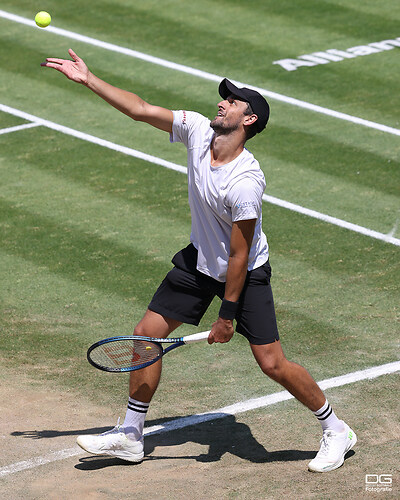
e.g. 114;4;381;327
75;308;181;461
129;309;182;402
251;340;325;412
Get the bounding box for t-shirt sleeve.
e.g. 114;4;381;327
169;110;207;148
227;178;263;222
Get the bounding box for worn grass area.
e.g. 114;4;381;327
0;366;398;499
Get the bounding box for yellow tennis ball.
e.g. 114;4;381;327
35;11;51;28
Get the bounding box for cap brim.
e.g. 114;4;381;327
219;78;248;102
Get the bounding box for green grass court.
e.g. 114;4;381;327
0;1;399;498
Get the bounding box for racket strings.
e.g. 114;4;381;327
89;339;162;370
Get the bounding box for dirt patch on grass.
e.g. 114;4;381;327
1;368;398;499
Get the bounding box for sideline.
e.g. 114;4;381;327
1;9;400;137
1;103;399;247
1;360;399;477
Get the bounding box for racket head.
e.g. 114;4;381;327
87;336;164;372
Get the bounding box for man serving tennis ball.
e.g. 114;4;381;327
41;49;356;472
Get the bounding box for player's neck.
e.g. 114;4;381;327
210;134;245;167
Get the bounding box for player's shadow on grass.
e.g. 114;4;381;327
12;413;345;470
11;427;112;439
72;414;318;471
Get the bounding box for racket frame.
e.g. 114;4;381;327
87;330;210;373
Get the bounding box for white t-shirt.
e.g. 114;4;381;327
170;110;269;282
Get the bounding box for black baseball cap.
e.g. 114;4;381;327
218;78;270;133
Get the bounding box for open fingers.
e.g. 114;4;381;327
41;49;79;67
41;57;65;65
40;62;65;70
68;48;79;61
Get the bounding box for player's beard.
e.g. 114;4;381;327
210;116;240;135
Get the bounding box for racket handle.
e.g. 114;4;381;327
182;330;210;343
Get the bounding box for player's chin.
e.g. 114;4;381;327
210;117;221;129
210;120;228;134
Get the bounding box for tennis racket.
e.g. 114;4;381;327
87;330;210;373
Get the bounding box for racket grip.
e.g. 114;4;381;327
182;330;210;343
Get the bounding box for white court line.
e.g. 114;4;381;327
1;102;399;247
263;195;400;246
144;360;400;435
0;122;41;135
1;9;400;137
0;103;186;174
1;360;399;477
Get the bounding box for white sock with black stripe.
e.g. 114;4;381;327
122;398;149;441
313;400;345;433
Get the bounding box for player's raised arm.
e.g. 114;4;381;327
41;49;173;133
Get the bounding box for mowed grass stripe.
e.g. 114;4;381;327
1;26;398;166
266;124;400;198
0;112;26;128
0;198;170;301
270;258;398;376
1;131;190;250
2;107;398;245
0;250;152;342
264;166;399;239
1;8;399;136
1;126;396;302
0;155;190;310
0;16;398;238
4;123;398;236
0;134;397;391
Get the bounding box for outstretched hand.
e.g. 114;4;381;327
41;49;89;85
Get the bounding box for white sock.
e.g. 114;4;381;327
122;398;149;441
313;400;345;433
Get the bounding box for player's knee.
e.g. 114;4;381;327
259;357;286;381
133;323;146;337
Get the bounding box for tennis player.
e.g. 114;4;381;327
42;49;356;472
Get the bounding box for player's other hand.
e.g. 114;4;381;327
208;318;234;344
41;49;89;85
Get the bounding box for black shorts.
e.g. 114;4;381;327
148;245;279;345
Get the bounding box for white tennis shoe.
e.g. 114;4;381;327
308;422;357;472
76;421;144;463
